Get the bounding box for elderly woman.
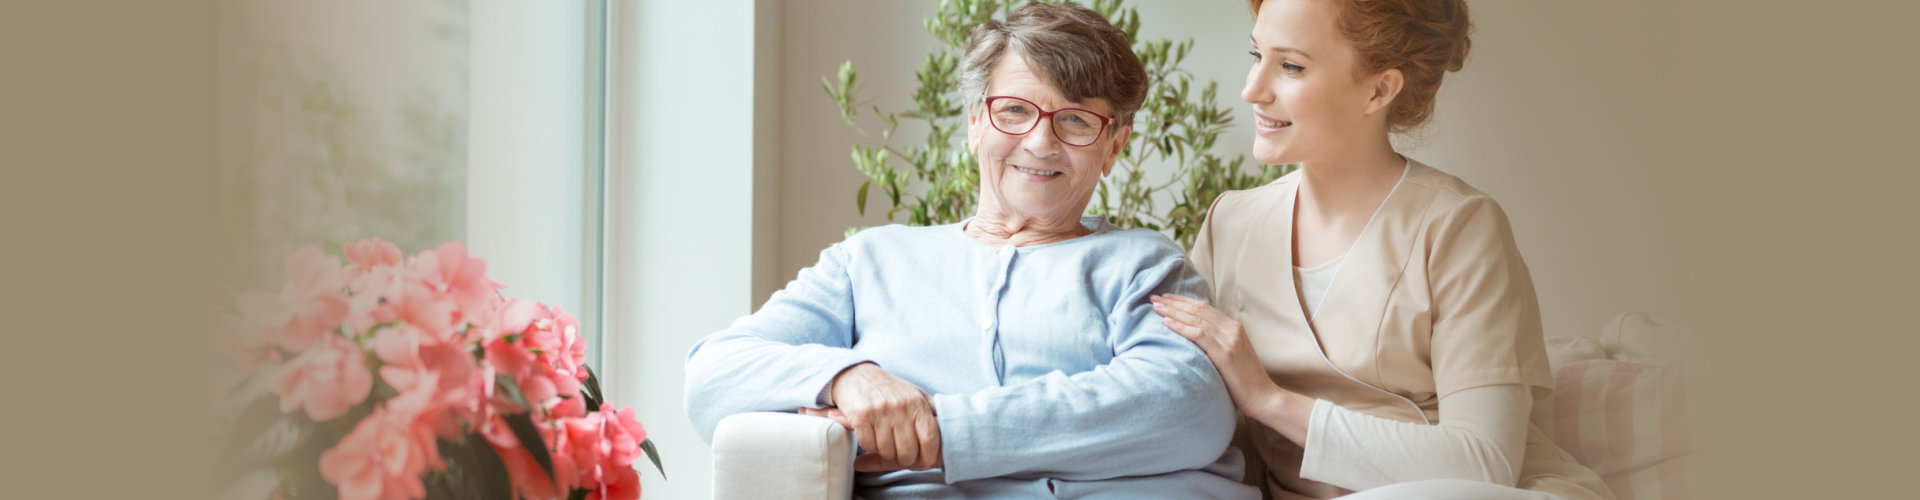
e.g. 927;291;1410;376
685;3;1258;499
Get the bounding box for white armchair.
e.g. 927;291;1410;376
707;312;1702;500
711;412;856;500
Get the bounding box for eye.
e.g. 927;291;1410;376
1281;62;1304;74
1247;49;1262;61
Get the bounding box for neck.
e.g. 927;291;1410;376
965;199;1092;247
1296;139;1406;216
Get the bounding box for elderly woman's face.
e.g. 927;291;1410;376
967;53;1130;222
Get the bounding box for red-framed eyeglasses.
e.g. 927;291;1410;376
983;95;1113;147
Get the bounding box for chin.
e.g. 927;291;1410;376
1005;198;1062;217
1003;193;1076;217
1251;141;1294;166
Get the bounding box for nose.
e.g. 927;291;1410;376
1242;62;1273;105
1021;115;1062;158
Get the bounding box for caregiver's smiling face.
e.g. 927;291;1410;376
1242;0;1384;166
968;52;1131;222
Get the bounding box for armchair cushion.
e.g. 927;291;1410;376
712;412;855;500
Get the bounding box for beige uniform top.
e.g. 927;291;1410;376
1191;160;1613;500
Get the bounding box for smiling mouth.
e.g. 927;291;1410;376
1013;165;1062;177
1257;116;1292;128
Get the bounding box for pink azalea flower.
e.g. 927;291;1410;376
520;374;558;409
546;383;588;419
343;237;403;278
560;413;608;484
318;407;440;500
557;406;649;483
491;298;545;343
370;323;430;368
412;242;503;325
545;419;583;492
276;245;350;351
484;331;537;382
345;265;404;334
274;334;373;422
586;464;640;500
230;241;653;500
600;406;647;469
526;306;589;382
386;280;459;343
377;334;483;437
553;309;589;381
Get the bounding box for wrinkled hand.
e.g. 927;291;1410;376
1150;293;1280;413
797;407;939;472
805;363;942;471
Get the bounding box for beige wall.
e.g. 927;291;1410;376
772;0;1705;340
1414;0;1706;339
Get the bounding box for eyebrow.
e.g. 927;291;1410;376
1250;35;1313;61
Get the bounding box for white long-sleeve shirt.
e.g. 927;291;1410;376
1302;384;1532;490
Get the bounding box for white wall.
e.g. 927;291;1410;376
775;0;940;307
604;0;779;498
774;0;1705;340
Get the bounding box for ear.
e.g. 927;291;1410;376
967;106;985;154
1102;125;1132;177
1362;68;1405;117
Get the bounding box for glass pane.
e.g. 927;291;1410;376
214;0;470;292
214;0;608;368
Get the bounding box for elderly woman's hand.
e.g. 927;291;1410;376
808;362;943;471
1150;294;1283;414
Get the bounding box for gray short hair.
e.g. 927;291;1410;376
957;3;1147;129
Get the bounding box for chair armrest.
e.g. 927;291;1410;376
712;412;855;500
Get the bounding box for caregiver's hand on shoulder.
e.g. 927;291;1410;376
1151;294;1281;412
812;362;943;471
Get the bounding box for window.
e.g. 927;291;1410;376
214;0;609;366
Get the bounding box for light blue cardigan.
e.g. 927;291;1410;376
685;216;1258;499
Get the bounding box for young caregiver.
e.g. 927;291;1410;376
1150;0;1614;498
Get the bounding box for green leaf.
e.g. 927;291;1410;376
503;411;557;485
430;436;513;500
495;374;528;406
1168;205;1192;222
493;374;557;484
642;438;668;479
856;180;871;216
582;364;606;412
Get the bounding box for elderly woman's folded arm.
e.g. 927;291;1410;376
932;260;1239;483
684;244;872;443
